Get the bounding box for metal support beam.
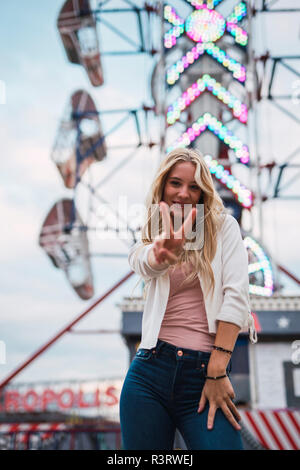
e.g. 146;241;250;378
0;271;134;390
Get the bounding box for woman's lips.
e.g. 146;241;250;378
172;201;188;207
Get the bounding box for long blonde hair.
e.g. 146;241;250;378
141;147;227;297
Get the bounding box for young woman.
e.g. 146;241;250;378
119;148;257;450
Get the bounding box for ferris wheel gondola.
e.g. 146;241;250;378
39;198;94;300
57;0;104;87
51;89;107;189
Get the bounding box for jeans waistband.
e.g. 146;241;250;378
155;339;212;361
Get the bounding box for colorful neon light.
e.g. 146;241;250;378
244;236;274;296
185;0;225;11
164;2;253;217
167;74;248;125
204;155;252;208
226;2;247;46
185;8;225;43
167;113;249;164
166;42;246;85
164;6;185;49
164;2;248;49
226;23;247;46
227;2;247;24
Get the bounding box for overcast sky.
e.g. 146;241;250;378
0;0;300;388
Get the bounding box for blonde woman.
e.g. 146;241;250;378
119;148;257;450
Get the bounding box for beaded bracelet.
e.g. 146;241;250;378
212;345;233;355
205;374;227;380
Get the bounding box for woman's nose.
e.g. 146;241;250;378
178;186;190;198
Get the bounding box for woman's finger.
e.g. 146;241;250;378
159;202;174;238
221;403;241;431
207;403;217;430
197;390;207;413
174;207;197;241
154;241;166;264
226;397;241;423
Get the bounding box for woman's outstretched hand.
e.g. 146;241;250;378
152;201;197;266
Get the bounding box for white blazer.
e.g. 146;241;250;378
128;213;257;349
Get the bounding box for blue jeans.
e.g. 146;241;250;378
119;339;243;450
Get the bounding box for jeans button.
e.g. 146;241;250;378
177;350;183;357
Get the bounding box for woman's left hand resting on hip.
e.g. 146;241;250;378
197;376;241;431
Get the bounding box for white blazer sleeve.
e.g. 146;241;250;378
216;215;251;329
128;240;170;281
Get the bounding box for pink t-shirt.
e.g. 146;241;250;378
158;262;215;352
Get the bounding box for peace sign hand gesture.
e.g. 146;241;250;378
152;201;197;266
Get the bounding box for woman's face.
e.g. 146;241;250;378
162;161;202;220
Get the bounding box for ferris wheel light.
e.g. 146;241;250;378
186;0;225;10
227;2;247;24
166;41;246;85
164;6;185;49
164;1;252;215
203;155;252;208
167;113;249;164
226;23;248;46
164;1;247;49
244;236;274;297
185;8;225;43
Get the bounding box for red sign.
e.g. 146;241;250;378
0;386;119;412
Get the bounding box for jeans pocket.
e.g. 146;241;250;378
135;348;153;361
196;359;209;378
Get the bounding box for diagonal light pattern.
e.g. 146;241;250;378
167;73;248;125
227;2;247;24
164;6;185;49
225;2;248;46
166;112;249;164
204;154;253;208
166;42;246;85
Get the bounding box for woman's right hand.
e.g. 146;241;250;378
153;201;197;266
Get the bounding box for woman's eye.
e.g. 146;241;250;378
170;181;199;190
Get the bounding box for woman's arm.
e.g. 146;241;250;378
207;320;240;375
198;320;242;431
197;217;248;431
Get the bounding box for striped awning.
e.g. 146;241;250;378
239;408;300;450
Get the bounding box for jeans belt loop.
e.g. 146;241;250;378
155;340;164;355
196;351;202;370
